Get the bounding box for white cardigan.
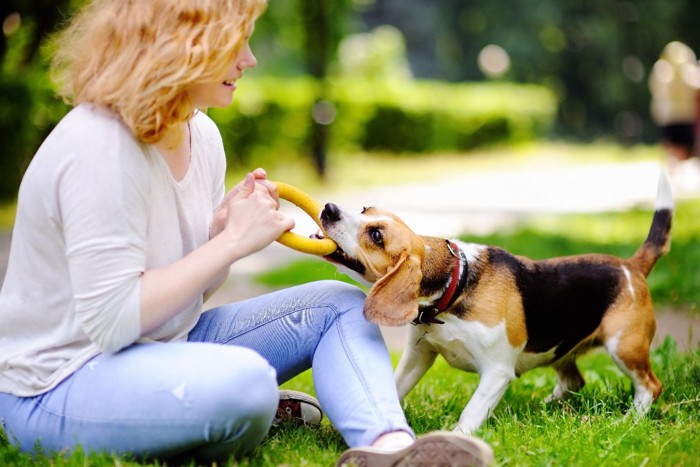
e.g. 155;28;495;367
0;105;226;396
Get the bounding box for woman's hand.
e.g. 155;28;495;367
210;168;281;240
219;172;294;257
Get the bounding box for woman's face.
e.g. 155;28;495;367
186;33;258;109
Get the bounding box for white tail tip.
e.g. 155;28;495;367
655;169;674;211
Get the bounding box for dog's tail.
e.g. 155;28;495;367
629;170;673;277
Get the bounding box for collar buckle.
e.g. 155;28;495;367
412;306;445;326
412;240;468;326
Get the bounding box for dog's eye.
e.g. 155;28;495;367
361;206;369;214
369;228;384;246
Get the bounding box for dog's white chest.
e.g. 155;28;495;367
413;315;520;373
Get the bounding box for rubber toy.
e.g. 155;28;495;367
274;181;338;256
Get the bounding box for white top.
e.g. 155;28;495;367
649;57;700;126
0;104;226;396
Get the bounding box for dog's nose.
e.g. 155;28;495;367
321;203;341;222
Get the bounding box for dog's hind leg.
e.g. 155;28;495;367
454;366;514;435
605;330;662;415
544;356;585;403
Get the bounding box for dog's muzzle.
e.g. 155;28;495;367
316;203;366;275
320;203;342;223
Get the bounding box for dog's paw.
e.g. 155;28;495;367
544;384;572;403
543;394;559;404
452;425;473;436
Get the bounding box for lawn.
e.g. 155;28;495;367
3;339;697;466
245;340;700;466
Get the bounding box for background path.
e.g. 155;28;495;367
215;159;700;351
1;158;698;351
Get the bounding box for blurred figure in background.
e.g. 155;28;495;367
649;41;700;191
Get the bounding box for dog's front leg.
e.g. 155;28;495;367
454;367;514;435
394;333;438;399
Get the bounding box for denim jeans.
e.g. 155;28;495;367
0;280;412;461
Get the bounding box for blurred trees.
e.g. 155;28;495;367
0;0;72;200
0;0;71;64
358;0;700;142
2;0;699;199
297;0;351;176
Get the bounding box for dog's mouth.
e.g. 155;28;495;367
312;231;366;275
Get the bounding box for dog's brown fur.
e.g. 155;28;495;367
318;173;672;434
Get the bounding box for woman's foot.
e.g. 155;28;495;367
336;431;494;467
274;389;323;425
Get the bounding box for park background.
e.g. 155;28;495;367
1;1;699;465
2;0;700;196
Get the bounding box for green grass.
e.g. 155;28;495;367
400;337;700;467
3;338;697;466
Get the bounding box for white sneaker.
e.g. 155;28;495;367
274;389;323;426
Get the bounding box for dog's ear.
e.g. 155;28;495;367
364;250;422;326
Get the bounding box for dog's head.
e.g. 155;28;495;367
318;203;432;325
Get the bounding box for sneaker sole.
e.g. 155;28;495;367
336;431;494;467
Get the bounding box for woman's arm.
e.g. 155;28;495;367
139;173;293;333
202;168;273;302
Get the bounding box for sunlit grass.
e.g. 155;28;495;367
401;338;699;466
3;338;697;466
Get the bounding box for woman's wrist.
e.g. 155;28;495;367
207;229;248;266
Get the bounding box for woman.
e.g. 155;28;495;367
0;0;493;464
649;41;699;162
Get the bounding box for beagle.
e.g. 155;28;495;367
317;172;673;435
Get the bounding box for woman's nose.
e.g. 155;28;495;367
238;45;257;70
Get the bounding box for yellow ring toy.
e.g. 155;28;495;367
274;181;338;256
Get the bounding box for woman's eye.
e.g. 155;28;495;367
369;228;383;246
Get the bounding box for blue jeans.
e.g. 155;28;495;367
0;281;412;461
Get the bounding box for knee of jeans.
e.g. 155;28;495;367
316;280;366;314
194;355;278;460
179;348;278;461
196;347;278;426
307;280;378;332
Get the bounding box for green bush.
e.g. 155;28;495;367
0;69;69;201
0;74;33;200
336;79;557;153
208;77;558;166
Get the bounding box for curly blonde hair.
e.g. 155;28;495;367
51;0;267;143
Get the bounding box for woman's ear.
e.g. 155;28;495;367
363;250;422;326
